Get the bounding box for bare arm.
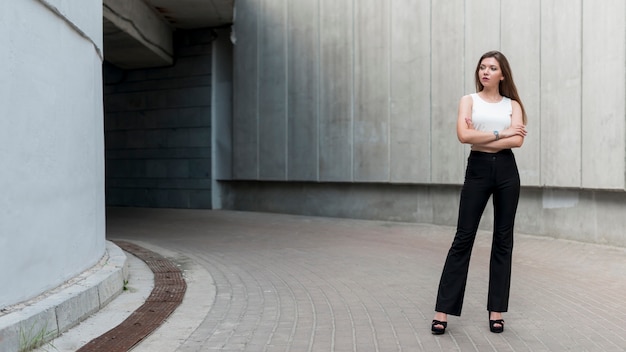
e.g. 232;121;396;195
472;100;526;151
456;95;498;145
456;96;526;151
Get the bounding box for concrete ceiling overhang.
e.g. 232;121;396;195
103;0;233;69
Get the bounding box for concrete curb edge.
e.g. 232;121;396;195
0;241;128;352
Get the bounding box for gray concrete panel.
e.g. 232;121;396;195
464;0;500;94
516;188;626;247
211;27;234;209
287;0;319;181
318;0;353;181
223;181;626;247
581;0;626;190
501;0;542;186
228;0;626;193
430;0;466;184
258;0;288;180
223;182;424;222
353;0;390;181
463;0;501;172
233;0;259;179
389;0;431;183
540;0;582;187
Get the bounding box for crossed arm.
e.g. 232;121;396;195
456;94;527;152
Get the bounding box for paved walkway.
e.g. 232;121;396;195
104;207;626;352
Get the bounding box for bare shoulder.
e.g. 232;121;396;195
459;94;473;107
510;99;521;110
461;94;473;102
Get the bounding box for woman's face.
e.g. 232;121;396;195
478;57;504;88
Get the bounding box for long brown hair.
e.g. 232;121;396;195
474;51;527;124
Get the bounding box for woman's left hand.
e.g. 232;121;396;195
501;124;527;138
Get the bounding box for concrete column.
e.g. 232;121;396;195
232;0;260;180
0;0;105;308
212;29;234;209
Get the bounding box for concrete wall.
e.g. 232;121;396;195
211;29;234;209
227;0;626;246
232;0;626;189
0;0;105;308
222;182;626;248
105;29;214;209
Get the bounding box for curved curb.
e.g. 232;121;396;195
0;241;128;352
77;241;186;352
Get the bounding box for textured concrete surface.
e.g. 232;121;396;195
0;242;126;352
104;28;214;210
33;250;153;352
99;207;626;351
1;0;105;311
231;0;626;190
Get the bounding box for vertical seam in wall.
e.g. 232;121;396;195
461;0;468;95
499;0;502;49
317;0;321;182
351;0;356;182
538;0;542;187
455;0;464;175
211;38;217;206
429;0;433;184
256;0;261;179
579;0;583;188
388;0;392;182
285;0;289;181
536;0;544;187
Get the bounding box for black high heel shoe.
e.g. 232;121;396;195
489;313;504;333
431;320;447;335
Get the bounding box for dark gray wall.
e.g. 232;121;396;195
104;29;214;208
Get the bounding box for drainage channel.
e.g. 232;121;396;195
77;240;186;352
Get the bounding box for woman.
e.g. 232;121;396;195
431;51;527;335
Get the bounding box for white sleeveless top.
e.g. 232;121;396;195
470;93;512;132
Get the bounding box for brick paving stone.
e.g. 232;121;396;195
106;208;626;351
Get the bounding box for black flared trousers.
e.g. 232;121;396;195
435;149;520;316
